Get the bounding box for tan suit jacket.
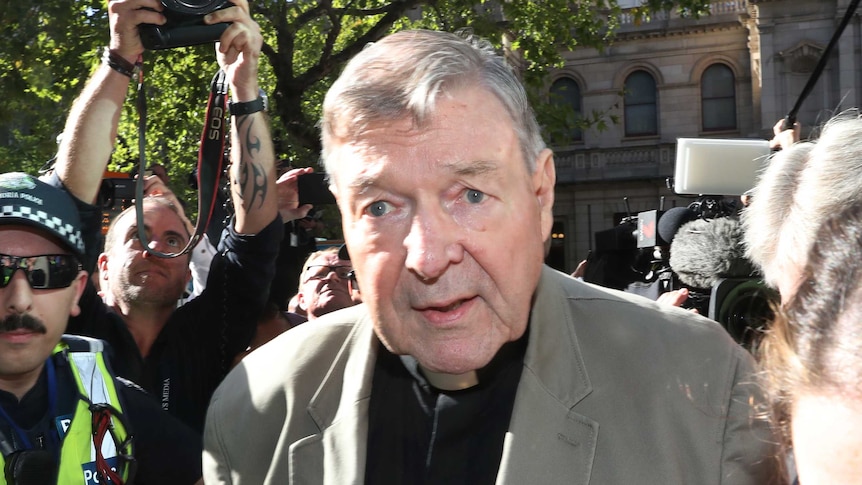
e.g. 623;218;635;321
203;266;781;484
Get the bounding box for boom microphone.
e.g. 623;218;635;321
657;207;697;245
669;217;754;289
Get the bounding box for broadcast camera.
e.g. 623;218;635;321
585;138;776;350
666;138;776;349
140;0;233;50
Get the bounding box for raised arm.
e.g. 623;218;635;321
210;0;278;234
55;0;165;204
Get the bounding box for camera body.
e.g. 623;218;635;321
297;173;336;206
140;0;233;50
99;176;136;210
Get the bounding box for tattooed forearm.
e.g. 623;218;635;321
231;115;269;210
237;115;262;158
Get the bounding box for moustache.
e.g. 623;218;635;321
0;314;47;334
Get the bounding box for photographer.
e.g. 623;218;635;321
51;0;286;436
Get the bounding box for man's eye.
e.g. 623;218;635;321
367;201;393;217
167;236;183;248
464;189;485;204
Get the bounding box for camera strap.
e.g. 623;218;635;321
133;66;228;258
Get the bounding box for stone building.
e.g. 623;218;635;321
545;0;859;273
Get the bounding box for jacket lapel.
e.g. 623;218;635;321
497;267;598;485
290;315;378;485
290;268;598;484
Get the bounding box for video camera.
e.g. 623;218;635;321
140;0;233;50
586;138;776;350
667;138;776;349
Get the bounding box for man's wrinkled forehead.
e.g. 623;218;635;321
310;251;350;267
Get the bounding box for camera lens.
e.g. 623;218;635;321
162;0;227;15
713;280;777;350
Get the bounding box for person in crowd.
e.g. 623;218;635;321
149;163;170;186
293;246;357;322
235;245;358;364
0;173;202;484
760;200;862;484
203;29;782;484
743;112;862;302
47;0;289;434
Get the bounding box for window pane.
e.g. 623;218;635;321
703;99;736;130
625;105;657;135
701;64;736;131
550;77;583;142
624;71;657;136
624;71;656;104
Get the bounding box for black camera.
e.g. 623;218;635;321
99;177;136;210
297;173;336;206
709;278;778;350
140;0;233;50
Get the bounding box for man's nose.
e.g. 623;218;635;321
142;237;170;257
324;269;344;282
403;206;464;281
2;270;33;314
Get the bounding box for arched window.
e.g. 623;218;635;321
624;70;657;136
701;63;737;131
549;77;583;143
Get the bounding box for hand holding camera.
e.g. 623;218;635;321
107;0;264;99
140;0;234;50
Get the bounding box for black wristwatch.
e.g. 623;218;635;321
229;96;266;116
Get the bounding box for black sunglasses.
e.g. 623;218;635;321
0;254;82;290
304;264;353;281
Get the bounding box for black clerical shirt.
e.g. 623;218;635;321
365;333;528;485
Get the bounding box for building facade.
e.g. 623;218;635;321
547;0;859;273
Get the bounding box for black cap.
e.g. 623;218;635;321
0;173;85;259
338;243;350;261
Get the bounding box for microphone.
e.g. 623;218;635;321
657;207;697;245
669;217;753;289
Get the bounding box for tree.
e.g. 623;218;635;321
0;0;710;230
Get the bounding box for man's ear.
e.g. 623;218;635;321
296;291;308;312
532;148;556;241
97;253;109;280
68;271;89;318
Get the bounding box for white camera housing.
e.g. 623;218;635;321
674;138;771;196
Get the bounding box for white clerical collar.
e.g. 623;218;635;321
419;367;479;391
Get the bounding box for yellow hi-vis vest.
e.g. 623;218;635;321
0;335;132;485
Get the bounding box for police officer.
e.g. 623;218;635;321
0;173;201;485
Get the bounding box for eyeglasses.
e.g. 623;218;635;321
0;254;82;290
304;264;352;282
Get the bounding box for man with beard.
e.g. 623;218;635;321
0;172;202;484
44;0;302;434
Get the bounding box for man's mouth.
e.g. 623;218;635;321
428;300;464;312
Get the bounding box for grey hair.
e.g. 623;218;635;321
743;113;862;288
319;29;546;174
